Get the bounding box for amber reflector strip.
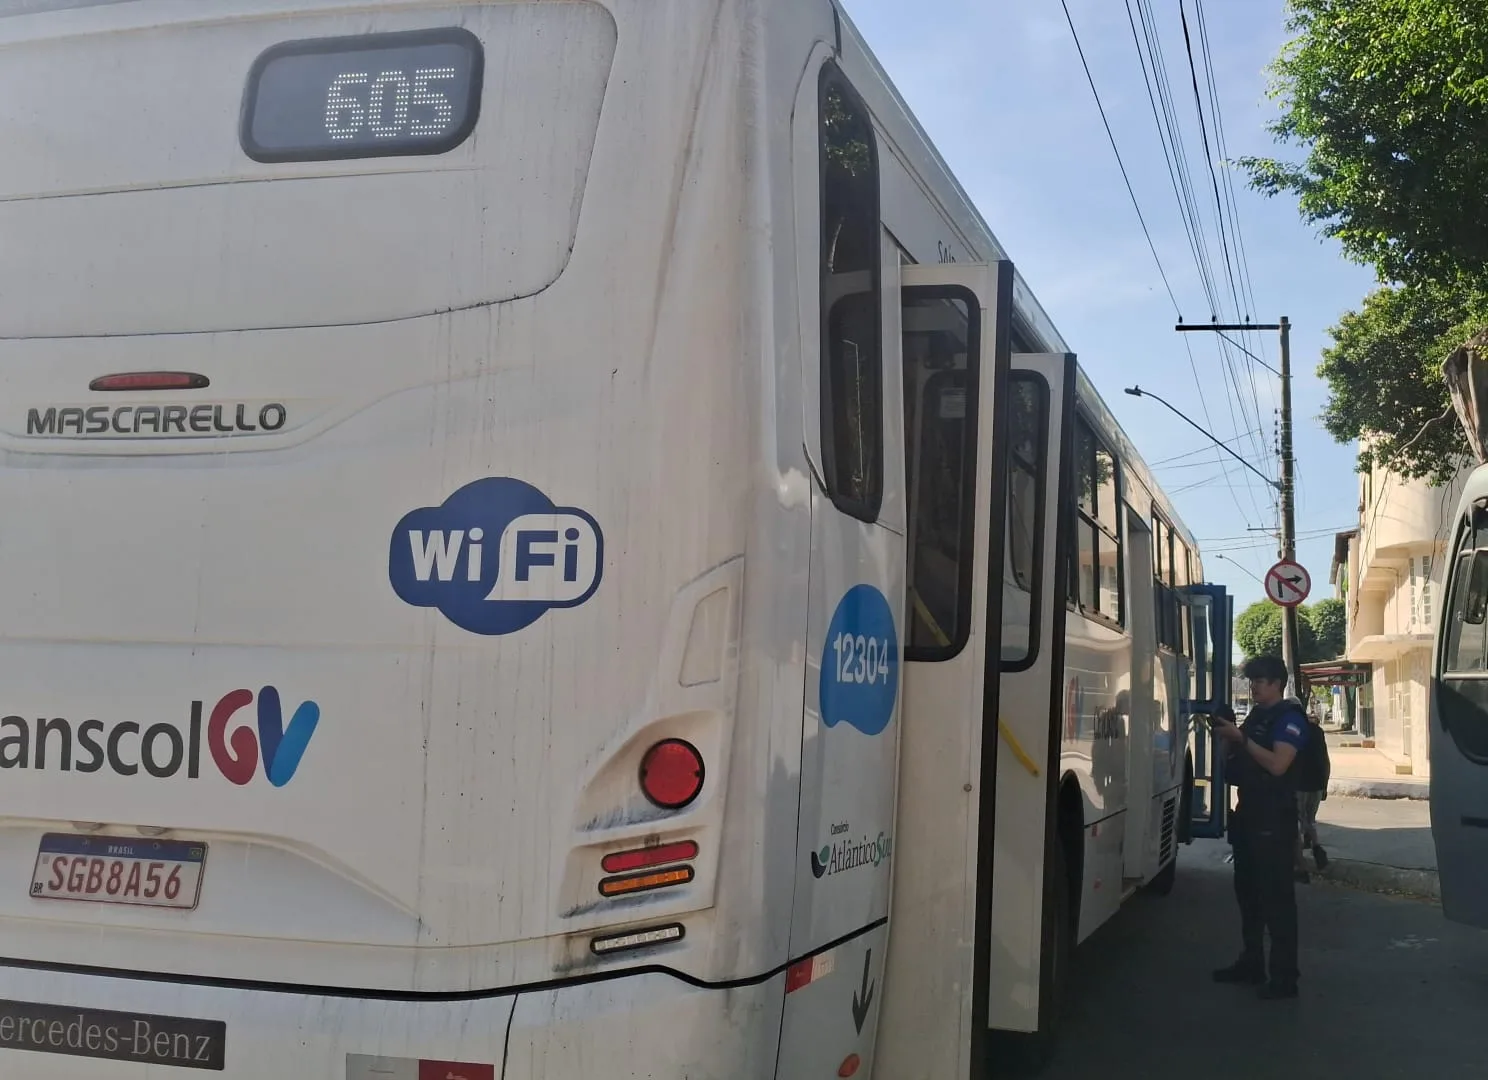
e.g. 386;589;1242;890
598;865;694;897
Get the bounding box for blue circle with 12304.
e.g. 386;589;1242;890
819;584;899;737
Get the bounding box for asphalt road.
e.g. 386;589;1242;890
1021;837;1488;1080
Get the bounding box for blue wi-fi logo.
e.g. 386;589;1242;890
389;477;604;636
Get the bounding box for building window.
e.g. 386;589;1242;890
819;64;882;523
1417;557;1425;629
1409;555;1435;631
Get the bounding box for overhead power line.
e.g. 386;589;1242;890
1116;0;1269;529
1060;0;1181;314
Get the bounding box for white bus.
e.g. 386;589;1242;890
0;0;1233;1076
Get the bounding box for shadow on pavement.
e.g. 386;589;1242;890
1003;839;1488;1080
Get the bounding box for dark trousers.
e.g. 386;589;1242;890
1232;814;1299;985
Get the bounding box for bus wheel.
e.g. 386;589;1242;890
1144;854;1177;896
1043;837;1073;1043
1177;754;1195;845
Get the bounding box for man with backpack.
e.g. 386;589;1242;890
1294;704;1331;880
1210;655;1309;999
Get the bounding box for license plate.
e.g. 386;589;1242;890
30;833;206;910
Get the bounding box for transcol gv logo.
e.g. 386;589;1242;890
389;477;604;636
208;687;319;787
0;687;319;786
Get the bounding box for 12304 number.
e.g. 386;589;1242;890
831;632;892;686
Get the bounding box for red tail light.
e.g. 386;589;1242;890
88;372;210;392
638;739;704;810
601;840;699;874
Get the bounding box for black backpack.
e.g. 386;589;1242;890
1292;709;1329;792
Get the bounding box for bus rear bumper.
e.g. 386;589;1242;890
504;971;783;1077
0;964;783;1078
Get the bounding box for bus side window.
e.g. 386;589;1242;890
1072;416;1123;625
902;290;980;660
1178;541;1193;658
1150;515;1190;655
1152;515;1171;648
1438;544;1488;761
819;65;882;523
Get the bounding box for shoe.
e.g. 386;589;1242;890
1313;844;1329;870
1213;961;1265;985
1258;982;1298;1000
1294;869;1311;884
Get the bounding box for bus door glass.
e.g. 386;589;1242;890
1183;582;1232;839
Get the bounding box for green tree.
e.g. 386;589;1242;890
1316;281;1488;483
1234;599;1321;663
1302;597;1347;660
1240;0;1488;481
1240;0;1488;288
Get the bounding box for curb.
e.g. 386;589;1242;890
1327;777;1429;801
1314;856;1440;903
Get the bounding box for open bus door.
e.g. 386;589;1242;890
1183;583;1233;840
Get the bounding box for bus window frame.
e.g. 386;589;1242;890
1067;411;1126;631
817;61;884;525
1441;518;1488;677
1434;510;1488;764
902;285;983;664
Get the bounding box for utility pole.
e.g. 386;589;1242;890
1277;316;1303;704
1173;318;1303;701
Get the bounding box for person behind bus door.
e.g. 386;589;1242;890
1293;706;1331;881
1209;655;1308;1000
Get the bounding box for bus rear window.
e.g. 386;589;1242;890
0;2;617;337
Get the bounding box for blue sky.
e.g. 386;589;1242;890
840;0;1379;622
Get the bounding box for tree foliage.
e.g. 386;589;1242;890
1241;0;1488;287
1233;598;1347;663
1242;0;1488;481
1304;597;1347;660
1317;281;1488;483
1235;600;1312;662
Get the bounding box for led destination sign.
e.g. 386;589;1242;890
241;27;483;162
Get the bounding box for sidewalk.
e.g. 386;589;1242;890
1322;729;1430;800
1309;793;1439;903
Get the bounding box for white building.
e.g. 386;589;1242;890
1331;457;1470;777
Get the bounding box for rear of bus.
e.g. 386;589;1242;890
0;0;785;1075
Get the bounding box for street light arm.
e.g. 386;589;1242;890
1215;553;1265;585
1124;385;1281;492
